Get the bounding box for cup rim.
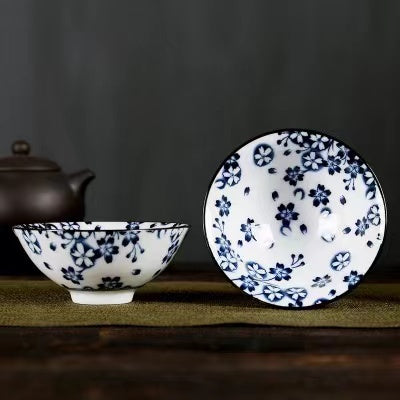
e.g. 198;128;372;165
13;221;191;232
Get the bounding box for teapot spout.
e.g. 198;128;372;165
68;169;95;198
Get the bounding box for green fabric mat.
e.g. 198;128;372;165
0;279;399;328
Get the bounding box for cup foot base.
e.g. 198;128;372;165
69;289;135;305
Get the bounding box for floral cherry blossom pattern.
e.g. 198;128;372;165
310;133;331;150
344;271;364;288
284;166;304;186
276;130;308;146
215;195;231;217
330;252;351;271
219;253;239;272
215;154;242;189
309;184;331;207
97;277;124;290
204;129;386;308
367;205;381;226
22;231;42;254
355;217;369;236
311;275;332;288
240;218;257;242
326;154;342;175
71;242;97;269
275;203;299;229
13;221;189;302
61;266;83;285
269;263;292;281
236;275;259;293
302;151;326;171
262;284;285;302
95;235;119;263
223;166;241;186
253;144;274;167
246;262;267;280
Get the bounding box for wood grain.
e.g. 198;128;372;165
0;269;399;399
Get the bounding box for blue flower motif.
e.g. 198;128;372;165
309;133;331;150
309;184;331;207
121;223;145;262
125;222;140;230
311;274;332;288
215;195;231;217
344;159;364;178
239;275;259;292
60;222;80;230
215;234;231;255
240;218;256;242
302;151;326;171
98;277;123;290
363;169;375;186
246;262;267;280
284;166;304;186
122;230;140;246
289;131;308;145
224;153;240;168
222;165;241;186
253;144;274;167
288;300;304;308
275;203;299;227
343;270;363;288
61;266;83;285
95;235;119;263
355;217;369;236
331;251;351;271
58;225;90;246
269;263;292;281
366;185;377;200
262;284;285;302
219;252;239;272
285;287;308;301
343;157;365;191
22;231;42;254
71;242;97;269
367;205;380;226
326;154;342;175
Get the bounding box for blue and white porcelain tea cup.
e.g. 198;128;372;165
204;129;386;308
14;221;189;304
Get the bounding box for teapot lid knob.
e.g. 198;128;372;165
0;140;59;171
12;140;30;156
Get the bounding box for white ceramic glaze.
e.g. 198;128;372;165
204;129;386;308
70;289;135;305
14;221;189;304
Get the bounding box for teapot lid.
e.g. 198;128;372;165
0;140;60;172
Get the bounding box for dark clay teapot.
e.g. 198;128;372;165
0;140;95;274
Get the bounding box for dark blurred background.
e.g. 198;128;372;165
0;0;398;271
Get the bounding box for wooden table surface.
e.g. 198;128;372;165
1;265;399;400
